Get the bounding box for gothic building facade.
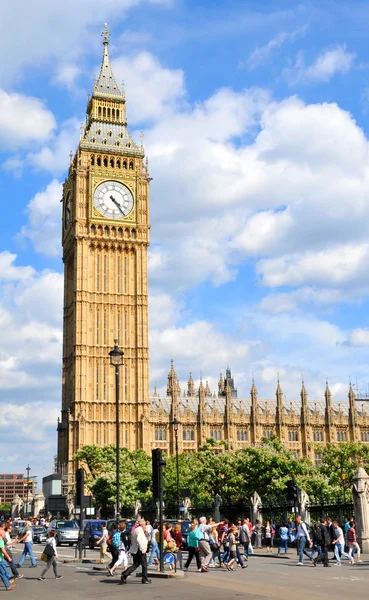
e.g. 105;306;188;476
57;27;369;485
148;362;369;465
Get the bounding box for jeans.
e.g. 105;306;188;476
185;547;201;570
243;542;249;558
6;549;19;578
278;539;288;554
148;540;160;565
298;536;307;563
108;547;119;570
18;541;36;566
334;543;351;563
0;561;11;589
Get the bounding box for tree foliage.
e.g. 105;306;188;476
74;440;366;515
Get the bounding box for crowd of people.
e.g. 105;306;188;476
0;513;363;589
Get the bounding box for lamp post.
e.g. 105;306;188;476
171;417;180;519
25;464;30;518
109;339;124;525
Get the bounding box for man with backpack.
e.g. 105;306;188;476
120;519;151;585
106;523;121;576
295;515;312;565
240;519;250;561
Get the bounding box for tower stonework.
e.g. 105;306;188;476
57;25;150;482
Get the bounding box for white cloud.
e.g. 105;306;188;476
344;328;369;347
18;179;63;257
53;64;82;90
285;44;356;85
246;25;308;70
26;118;81;175
0;90;55;151
113;51;186;123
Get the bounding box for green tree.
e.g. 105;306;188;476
317;442;369;499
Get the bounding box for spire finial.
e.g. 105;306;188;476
102;23;110;46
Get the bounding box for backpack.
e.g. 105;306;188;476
111;531;121;549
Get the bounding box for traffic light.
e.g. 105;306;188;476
76;468;85;507
152;448;166;498
286;479;298;502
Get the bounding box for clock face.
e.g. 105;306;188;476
93;181;134;220
64;192;71;229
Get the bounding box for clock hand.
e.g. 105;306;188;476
110;195;125;215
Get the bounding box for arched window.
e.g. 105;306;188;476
91;156;95;165
97;157;101;166
123;160;127;169
129;161;134;170
103;107;106;117
110;158;114;168
98;106;102;117
103;157;108;167
107;108;110;118
131;229;136;238
117;109;120;119
104;226;109;235
90;224;96;234
112;109;115;119
117;228;123;238
116;159;121;168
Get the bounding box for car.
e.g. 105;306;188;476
12;520;26;538
48;520;80;546
82;520;106;549
32;526;48;544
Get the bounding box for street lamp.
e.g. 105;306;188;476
171;417;180;519
25;464;30;518
109;339;124;525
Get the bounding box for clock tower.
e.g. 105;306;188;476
57;25;151;485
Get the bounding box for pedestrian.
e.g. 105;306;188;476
265;520;272;552
16;521;37;568
4;526;22;580
209;526;220;567
110;522;128;576
95;523;111;563
309;523;322;560
254;520;263;550
120;519;151;585
197;516;223;572
106;523;120;575
313;519;330;567
226;526;238;571
173;524;183;570
288;517;296;544
332;520;351;566
240;519;250;561
295;515;313;566
0;530;16;591
148;521;160;567
38;530;62;581
277;523;289;555
219;519;230;566
184;523;201;571
347;521;362;563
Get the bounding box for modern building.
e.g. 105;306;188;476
0;474;33;504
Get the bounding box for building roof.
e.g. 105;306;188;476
93;24;122;98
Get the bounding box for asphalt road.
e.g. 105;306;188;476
4;546;369;599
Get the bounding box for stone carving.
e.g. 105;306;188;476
352;467;369;553
297;487;310;524
11;495;23;519
250;492;262;524
134;499;142;520
183;497;191;520
214;493;222;522
33;491;45;518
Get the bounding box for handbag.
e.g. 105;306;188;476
40;553;48;562
44;543;55;558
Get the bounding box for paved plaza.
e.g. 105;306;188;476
4;545;369;599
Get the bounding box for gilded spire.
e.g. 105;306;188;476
205;380;211;397
94;23;121;97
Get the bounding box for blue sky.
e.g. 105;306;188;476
1;0;369;479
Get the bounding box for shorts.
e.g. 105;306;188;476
230;550;237;559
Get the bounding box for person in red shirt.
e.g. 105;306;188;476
173;524;183;570
347;521;362;563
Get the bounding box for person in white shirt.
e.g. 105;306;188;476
332;521;351;565
295;515;312;565
120;520;151;585
95;524;110;563
38;530;62;581
16;521;37;568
